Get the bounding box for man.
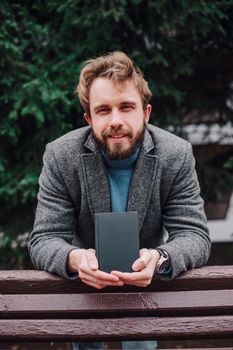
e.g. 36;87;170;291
29;51;211;349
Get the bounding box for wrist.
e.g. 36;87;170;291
67;248;84;273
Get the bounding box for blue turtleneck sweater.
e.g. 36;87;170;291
102;149;139;212
102;148;171;276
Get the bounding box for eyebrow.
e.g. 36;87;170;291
93;104;110;113
93;101;137;113
120;101;137;107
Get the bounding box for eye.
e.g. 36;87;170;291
121;104;134;111
97;107;110;115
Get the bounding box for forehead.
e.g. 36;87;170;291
89;78;142;107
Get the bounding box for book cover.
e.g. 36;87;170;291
95;211;139;273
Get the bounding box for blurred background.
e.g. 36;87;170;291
0;1;233;271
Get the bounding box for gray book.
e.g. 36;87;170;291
95;211;139;273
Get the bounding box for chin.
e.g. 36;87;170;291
107;144;135;160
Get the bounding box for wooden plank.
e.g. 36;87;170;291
0;266;232;294
0;316;232;341
0;290;232;318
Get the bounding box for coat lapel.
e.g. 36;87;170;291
81;134;110;220
127;129;158;231
81;128;158;230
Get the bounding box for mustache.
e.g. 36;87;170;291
102;127;133;138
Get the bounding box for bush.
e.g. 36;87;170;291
1;0;233;267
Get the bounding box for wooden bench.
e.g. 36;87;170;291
0;266;232;347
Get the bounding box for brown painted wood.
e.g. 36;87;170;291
0;267;232;344
0;315;232;341
0;289;232;318
0;266;232;294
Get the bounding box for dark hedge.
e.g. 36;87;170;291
0;0;233;267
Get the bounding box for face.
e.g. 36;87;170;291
84;78;151;160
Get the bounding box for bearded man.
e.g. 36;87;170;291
29;51;211;350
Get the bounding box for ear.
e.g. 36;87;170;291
84;113;92;126
144;104;152;123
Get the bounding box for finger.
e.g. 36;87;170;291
110;272;151;287
81;278;105;289
79;268;121;286
80;271;124;285
81;277;124;288
94;269;120;281
79;254;120;282
78;254;95;274
85;250;99;270
111;270;150;281
113;275;151;287
115;279;150;287
132;249;152;271
81;253;121;282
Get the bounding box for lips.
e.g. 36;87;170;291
109;134;127;138
102;128;133;141
108;135;128;143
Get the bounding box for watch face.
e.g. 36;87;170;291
155;250;169;273
158;256;167;268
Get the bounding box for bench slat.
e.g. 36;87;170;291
0;266;232;294
0;290;233;318
0;316;232;341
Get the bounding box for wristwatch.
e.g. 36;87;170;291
155;248;170;274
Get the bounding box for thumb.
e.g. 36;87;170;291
132;249;151;271
86;249;99;270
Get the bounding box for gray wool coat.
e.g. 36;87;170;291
29;124;211;280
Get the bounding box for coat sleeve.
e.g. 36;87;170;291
28;143;79;279
157;142;211;280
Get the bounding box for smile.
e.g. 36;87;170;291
109;135;127;139
108;135;129;143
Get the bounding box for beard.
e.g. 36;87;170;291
92;122;146;160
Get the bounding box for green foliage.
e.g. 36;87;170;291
0;231;32;269
196;159;233;202
224;156;233;169
1;0;233;267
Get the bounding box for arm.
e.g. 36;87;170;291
29;143;123;288
112;143;211;285
28;143;79;279
157;142;211;280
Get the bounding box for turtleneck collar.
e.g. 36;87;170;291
101;147;140;170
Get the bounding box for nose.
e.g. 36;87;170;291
109;109;123;128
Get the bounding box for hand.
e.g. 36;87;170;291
67;248;124;289
111;248;160;287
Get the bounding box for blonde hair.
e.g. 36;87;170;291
76;51;152;114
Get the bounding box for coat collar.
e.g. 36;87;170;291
81;127;158;231
83;127;156;155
